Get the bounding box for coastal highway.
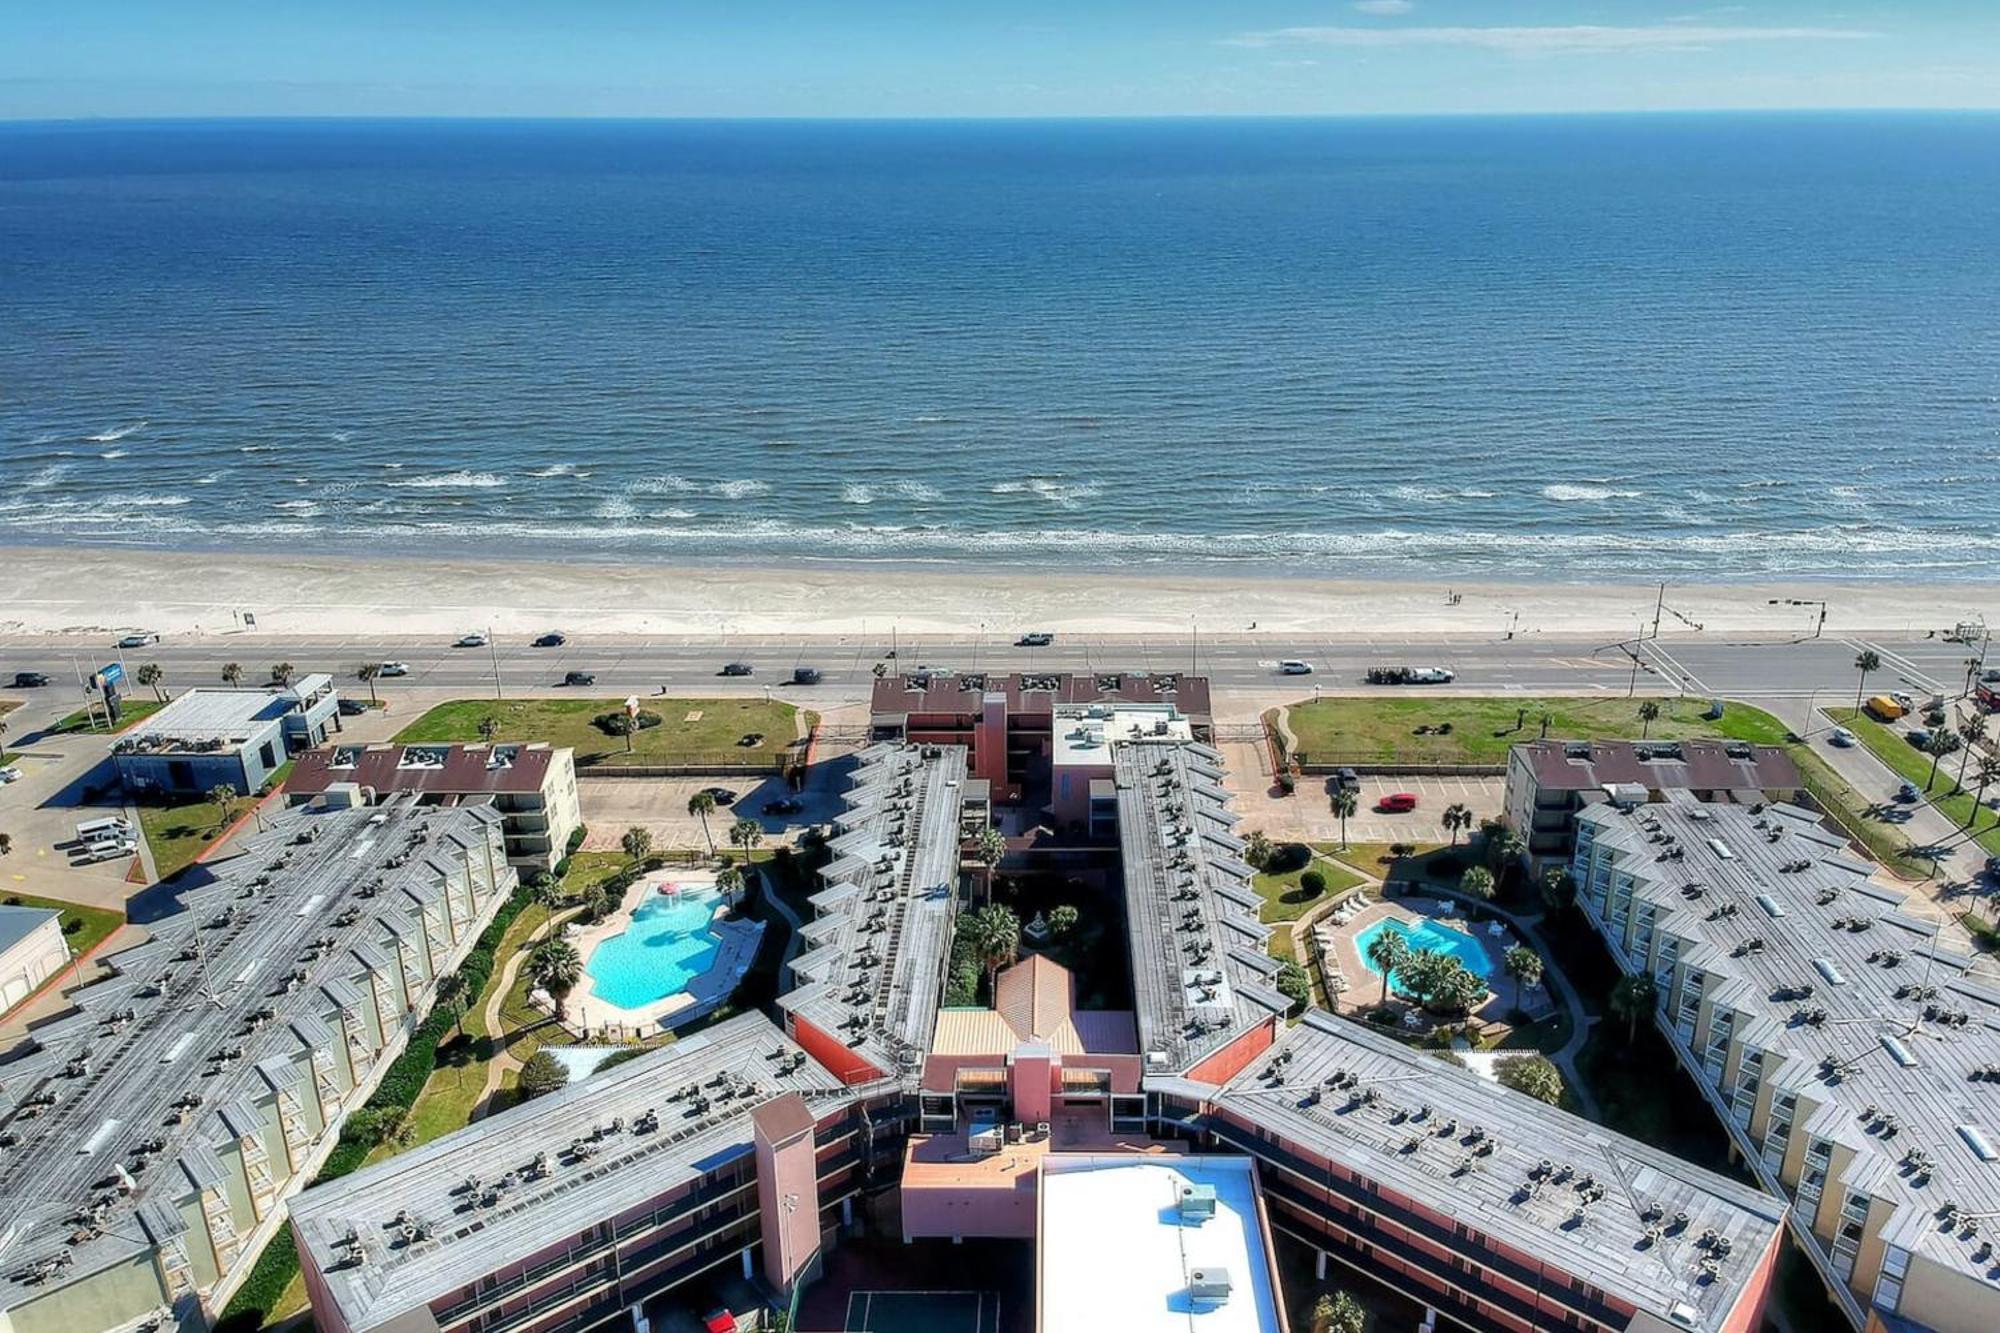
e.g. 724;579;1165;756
0;631;1982;707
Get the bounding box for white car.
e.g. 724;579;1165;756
453;634;488;649
1408;667;1456;684
1280;660;1315;675
1829;727;1857;748
0;766;21;784
117;631;159;648
378;661;410;676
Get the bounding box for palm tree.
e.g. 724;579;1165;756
135;662;166;702
1485;826;1525;881
973;825;1006;898
620;826;654;862
270;662;295;686
716;862;748;907
433;971;472;1041
1502;945;1542;1011
526;938;583;1018
1637;699;1661;738
1459;865;1496;902
1956;715;1987;790
965;903;1021;997
1365;928;1411;1007
1312;1290;1366;1333
1330;788;1357;849
220;662;243;686
529;871;565;913
728;816;763;859
1972;757;2000;829
1608;973;1659;1044
1853;649;1881;709
1539;865;1577;915
1923;727;1957;793
1441;802;1471;845
686;790;718;856
0;832;13;857
207;783;240;831
355;663;380;704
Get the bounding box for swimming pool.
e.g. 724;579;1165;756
1353;917;1496;996
583;886;726;1011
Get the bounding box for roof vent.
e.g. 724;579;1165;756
1755;894;1786;918
1958;1124;1999;1163
1882;1035;1918;1068
1707;838;1735;861
1812;958;1846;987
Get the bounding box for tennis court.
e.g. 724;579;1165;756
842;1289;1000;1333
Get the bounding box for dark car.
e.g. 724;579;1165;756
562;670;596;686
762;797;803;816
337;697;370;716
533;632;567;648
1334;767;1360;792
10;671;50;688
1905;729;1932;749
720;662;753;677
792;666;822;685
703;786;739;806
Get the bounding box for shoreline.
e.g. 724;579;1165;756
1;545;1992;640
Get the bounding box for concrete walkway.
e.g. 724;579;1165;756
470;904;583;1121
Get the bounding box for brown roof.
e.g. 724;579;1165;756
286;742;563;798
1515;738;1802;793
872;672;1210;723
930;956;1139;1056
996;954;1072;1040
749;1091;817;1145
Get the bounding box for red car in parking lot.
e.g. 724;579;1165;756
1376;792;1419;813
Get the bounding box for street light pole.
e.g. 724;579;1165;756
488;628;502;701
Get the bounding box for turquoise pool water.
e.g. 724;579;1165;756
1353;917;1496;997
583;887;725;1010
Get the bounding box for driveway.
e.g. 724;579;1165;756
1225;758;1504;847
577;756;855;854
0;692;148;911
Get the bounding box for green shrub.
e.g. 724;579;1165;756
593;710;661;737
519;1050;570;1099
567;824;587;854
1299;870;1327;897
1275;961;1311;1016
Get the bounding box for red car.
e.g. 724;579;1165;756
1376;792;1419;813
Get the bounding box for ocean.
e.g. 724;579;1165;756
2;115;1997;580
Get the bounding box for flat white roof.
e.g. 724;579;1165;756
1041;1155;1282;1333
1052;702;1192;767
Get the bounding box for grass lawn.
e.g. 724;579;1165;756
0;890;124;966
49;696;166;735
1283;695;1789;767
393;696;810;768
1826;708;2000;859
1252;854;1366;923
136;796;245;880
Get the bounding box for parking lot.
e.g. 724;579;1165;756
576;760;853;854
1223;756;1504;848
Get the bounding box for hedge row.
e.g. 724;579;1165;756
215;876;537;1332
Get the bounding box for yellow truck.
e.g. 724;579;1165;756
1865;695;1907;722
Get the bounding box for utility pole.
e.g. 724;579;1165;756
488;628;502;700
1651;581;1667;641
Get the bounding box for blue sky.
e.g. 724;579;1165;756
3;1;1994;119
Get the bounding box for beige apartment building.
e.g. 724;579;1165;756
1572;796;2000;1332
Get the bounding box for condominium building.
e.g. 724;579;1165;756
869;671;1211;805
284;742;582;872
1573;796;2000;1331
0;802;513;1333
291;1012;874;1333
1506;739;1804;873
112;678;343;798
1192;1013;1785;1333
779;742;974;1088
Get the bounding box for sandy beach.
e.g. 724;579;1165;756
0;545;1992;640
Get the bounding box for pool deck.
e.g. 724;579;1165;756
561;869;765;1038
1315;894;1553;1025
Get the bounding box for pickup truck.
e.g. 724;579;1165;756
1366;666;1456;685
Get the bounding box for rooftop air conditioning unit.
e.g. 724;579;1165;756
1188;1268;1233;1305
1178;1183;1217;1221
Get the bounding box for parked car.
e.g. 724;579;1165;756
562;670;596;687
74;840;136;865
1828;727;1857;748
1890;691;1917;712
1334;767;1360;791
378;661;409;676
1279;660;1314;675
703;786;739;806
454;633;488;648
337;697;370;716
1366;666;1455;685
720;662;753;677
533;632;566;648
117;631;159;648
762;797;803;816
1016;632;1054;647
10;671;50;688
1895;781;1922;804
0;766;22;784
1377;792;1419;813
1906;728;1932;749
792;666;822;685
